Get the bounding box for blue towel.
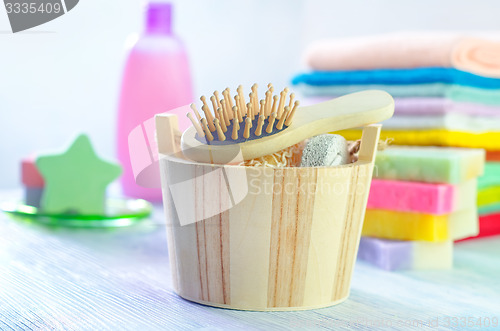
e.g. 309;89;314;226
292;67;500;89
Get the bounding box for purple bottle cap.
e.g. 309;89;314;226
146;2;172;34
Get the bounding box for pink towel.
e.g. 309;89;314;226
306;32;500;78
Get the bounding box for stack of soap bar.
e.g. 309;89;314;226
358;237;453;271
457;213;500;241
21;157;45;208
19;134;122;215
461;162;500;240
365;179;478;241
35;134;122;215
477;162;500;215
358;146;483;271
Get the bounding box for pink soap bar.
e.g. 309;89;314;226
21;157;44;188
367;179;474;215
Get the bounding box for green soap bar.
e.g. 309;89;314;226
36;134;122;215
374;146;485;184
478;203;500;216
478;162;500;190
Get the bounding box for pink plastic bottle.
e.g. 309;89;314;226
117;2;192;201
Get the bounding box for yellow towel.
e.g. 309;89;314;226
336;129;500;150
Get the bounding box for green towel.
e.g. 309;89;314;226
447;85;500;106
298;83;447;98
478;162;500;190
298;83;500;106
478;203;500;216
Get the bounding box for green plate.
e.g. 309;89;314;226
0;198;152;227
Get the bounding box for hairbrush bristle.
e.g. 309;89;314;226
201;118;214;141
255;115;265;136
214;118;226;141
188;84;298;145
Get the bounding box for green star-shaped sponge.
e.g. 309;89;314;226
36;134;122;215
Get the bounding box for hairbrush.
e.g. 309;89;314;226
182;84;394;164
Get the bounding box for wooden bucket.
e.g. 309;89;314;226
155;113;381;311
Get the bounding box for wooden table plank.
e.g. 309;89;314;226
1;191;499;330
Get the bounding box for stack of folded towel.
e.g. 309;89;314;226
293;32;500;151
357;146;485;271
292;32;500;242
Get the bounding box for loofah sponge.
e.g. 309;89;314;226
300;134;349;167
240;142;305;168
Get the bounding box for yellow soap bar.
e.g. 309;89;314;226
477;186;500;207
362;208;478;241
336;129;500;151
363;210;448;241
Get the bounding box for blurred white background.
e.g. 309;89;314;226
1;0;500;188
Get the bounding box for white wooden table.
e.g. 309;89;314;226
1;190;499;330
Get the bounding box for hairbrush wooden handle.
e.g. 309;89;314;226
181;90;394;164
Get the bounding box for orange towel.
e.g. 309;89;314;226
306;32;500;78
452;38;500;78
486;151;500;161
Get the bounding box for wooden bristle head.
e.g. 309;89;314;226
264;91;272;116
190;103;202;122
188;83;298;145
201;118;214;142
259;99;266;117
247;102;254;120
276;106;289;130
216;108;228;132
288;93;295;108
214;118;226;141
210;95;218;113
232;105;241;123
243;117;252;139
285;100;300;127
231;117;239;140
255;115;264;136
202;105;215;131
187;112;205;137
266;112;277;133
234;98;243;122
214;90;222;107
271;95;279;114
